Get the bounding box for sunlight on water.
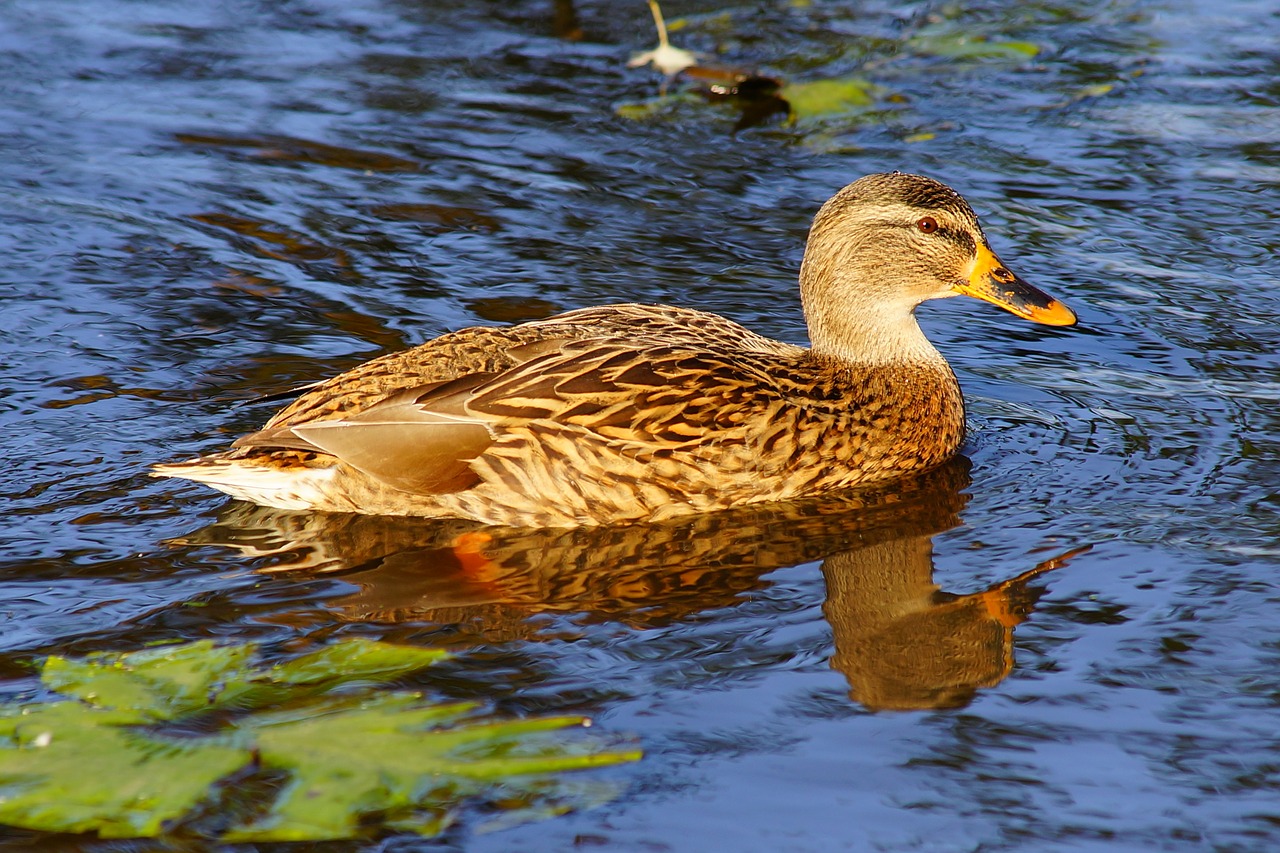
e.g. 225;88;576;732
0;0;1278;848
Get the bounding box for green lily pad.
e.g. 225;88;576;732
779;76;885;125
0;640;641;841
909;31;1039;60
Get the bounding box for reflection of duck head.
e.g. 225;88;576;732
823;540;1087;712
172;457;1084;710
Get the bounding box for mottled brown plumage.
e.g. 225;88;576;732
153;173;1076;526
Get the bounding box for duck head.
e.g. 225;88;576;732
799;172;1076;363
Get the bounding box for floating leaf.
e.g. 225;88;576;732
228;694;639;842
265;637;450;687
1075;82;1115;99
909;32;1039;60
0;701;247;838
41;640;256;720
475;776;627;834
0;641;640;842
224;638;449;713
40;638;448;719
780;76;881;122
1041;81;1122;111
615;90;706;122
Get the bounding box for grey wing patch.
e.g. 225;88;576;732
294;414;491;494
238;385;495;494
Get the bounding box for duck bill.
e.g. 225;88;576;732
954;243;1077;326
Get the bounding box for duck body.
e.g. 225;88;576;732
154;173;1075;526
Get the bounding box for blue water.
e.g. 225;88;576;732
1;0;1279;848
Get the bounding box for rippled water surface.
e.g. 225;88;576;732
2;0;1279;849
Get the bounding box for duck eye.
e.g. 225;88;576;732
917;216;939;234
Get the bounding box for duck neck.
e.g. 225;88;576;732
806;302;947;367
800;274;948;369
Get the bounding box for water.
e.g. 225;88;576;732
1;0;1278;848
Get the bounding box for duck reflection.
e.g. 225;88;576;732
177;458;1083;711
821;539;1080;712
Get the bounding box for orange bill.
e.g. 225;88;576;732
954;243;1077;326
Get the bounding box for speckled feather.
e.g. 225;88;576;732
153;173;1073;526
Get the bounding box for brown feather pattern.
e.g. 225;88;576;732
153;173;1074;526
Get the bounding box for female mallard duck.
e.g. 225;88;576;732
154;173;1075;527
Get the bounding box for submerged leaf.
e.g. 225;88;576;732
775;76;891;134
476;776;627;834
41;640;256;720
0;641;640;842
40;638;449;719
0;701;248;838
266;637;450;687
615;90;706;122
780;77;880;121
228;694;640;842
909;32;1039;60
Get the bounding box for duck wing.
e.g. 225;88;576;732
233;337;802;497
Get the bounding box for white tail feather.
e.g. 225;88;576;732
151;461;336;511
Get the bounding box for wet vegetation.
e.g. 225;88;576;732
0;640;636;841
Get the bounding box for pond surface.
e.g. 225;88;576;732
2;0;1279;848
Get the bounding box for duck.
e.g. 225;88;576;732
153;172;1076;527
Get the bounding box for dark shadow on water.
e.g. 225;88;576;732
173;457;1085;712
